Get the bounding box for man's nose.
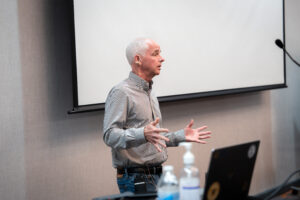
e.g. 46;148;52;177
160;56;165;63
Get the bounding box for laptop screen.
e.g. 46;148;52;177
202;140;260;200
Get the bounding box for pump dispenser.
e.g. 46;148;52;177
181;142;194;165
179;142;202;200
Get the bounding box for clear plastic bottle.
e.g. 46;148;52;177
179;143;202;200
157;165;179;200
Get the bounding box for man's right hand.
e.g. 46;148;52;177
144;118;170;152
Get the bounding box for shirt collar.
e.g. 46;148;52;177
129;71;153;92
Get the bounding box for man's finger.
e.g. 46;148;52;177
154;128;169;133
151;133;170;142
198;131;211;135
186;119;194;128
153;143;162;152
196;126;208;132
196;140;207;144
157;140;167;148
151;118;160;126
199;135;211;140
156;134;170;142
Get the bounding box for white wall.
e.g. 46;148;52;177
0;0;299;200
0;0;26;199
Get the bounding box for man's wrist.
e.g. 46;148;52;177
136;127;147;143
177;129;186;142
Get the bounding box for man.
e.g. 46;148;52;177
103;38;211;194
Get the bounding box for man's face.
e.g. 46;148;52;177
140;41;165;79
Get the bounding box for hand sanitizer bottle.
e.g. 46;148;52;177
157;165;179;200
179;143;202;200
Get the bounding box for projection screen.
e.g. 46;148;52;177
69;0;286;113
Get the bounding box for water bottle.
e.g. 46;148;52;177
179;143;203;200
157;165;179;200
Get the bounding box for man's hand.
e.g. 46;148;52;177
144;118;170;152
184;119;211;143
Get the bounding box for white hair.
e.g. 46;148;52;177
126;38;151;65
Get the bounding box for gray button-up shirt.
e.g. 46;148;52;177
103;72;185;168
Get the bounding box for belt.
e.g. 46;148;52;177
117;166;162;175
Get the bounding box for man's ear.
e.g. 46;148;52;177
134;54;142;65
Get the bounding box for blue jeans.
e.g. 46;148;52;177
117;172;161;194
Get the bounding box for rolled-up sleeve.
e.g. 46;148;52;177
103;88;147;149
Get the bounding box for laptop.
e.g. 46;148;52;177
202;140;260;200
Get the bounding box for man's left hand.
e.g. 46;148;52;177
184;119;211;143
